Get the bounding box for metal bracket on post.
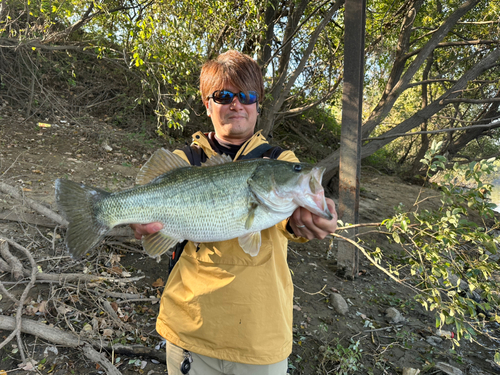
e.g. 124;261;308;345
337;0;366;280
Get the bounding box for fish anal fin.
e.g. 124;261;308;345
143;231;180;258
136;148;190;185
201;154;232;167
238;232;261;257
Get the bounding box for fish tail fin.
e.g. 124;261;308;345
55;178;111;257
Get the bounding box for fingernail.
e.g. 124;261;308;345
153;224;163;231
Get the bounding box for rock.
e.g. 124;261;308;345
385;307;406;323
402;369;420;375
425;336;443;346
435;362;464;375
330;293;349;315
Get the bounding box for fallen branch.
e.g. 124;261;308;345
0;181;67;226
81;344;122;375
0;315;120;374
0;315;166;364
0;237;144;284
0;239;24;280
0;239;38;362
331;232;419;294
0;209;134;237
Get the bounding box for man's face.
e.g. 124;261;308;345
206;84;258;145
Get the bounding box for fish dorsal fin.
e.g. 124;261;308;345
143;231;180;258
238;231;261;257
136;148;190;185
201;154;233;167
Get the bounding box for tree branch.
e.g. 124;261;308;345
441;97;500;104
361;0;482;138
363;121;500;141
404;39;500;60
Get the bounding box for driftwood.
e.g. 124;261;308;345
0;315;167;364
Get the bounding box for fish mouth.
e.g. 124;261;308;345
294;166;332;220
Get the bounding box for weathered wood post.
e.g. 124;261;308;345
337;0;366;279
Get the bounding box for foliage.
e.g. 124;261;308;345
381;140;500;347
1;0;500;176
319;339;364;375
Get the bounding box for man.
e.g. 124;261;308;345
131;50;337;375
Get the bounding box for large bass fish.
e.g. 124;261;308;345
55;148;332;258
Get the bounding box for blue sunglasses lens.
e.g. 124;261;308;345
211;90;258;105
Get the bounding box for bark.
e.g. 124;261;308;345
257;0;280;74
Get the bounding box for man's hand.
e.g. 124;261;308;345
289;198;337;240
130;223;163;240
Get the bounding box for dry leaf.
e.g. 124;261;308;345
109;266;122;275
81;323;93;333
38;301;48;314
152;278;164;287
103;328;113;337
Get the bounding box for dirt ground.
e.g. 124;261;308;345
0;104;499;374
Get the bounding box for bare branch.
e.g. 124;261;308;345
362;0;482;138
363;121;500;141
405;39;500;60
441;98;500;104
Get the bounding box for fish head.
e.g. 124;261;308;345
250;160;332;220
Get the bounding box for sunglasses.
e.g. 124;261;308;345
208;90;259;105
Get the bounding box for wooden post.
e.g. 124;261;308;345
337;0;366;279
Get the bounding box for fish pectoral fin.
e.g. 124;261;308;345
136;148;190;185
143;231;179;258
244;202;259;230
238;232;261;257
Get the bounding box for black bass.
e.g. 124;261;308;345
55;149;332;258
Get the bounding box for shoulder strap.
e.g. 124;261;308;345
239;144;284;160
262;145;284;160
181;143;208;167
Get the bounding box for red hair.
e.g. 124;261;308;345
200;50;264;106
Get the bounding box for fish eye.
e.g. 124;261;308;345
293;164;302;172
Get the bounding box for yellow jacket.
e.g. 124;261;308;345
156;131;307;364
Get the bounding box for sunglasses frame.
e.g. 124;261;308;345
208;90;259;105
